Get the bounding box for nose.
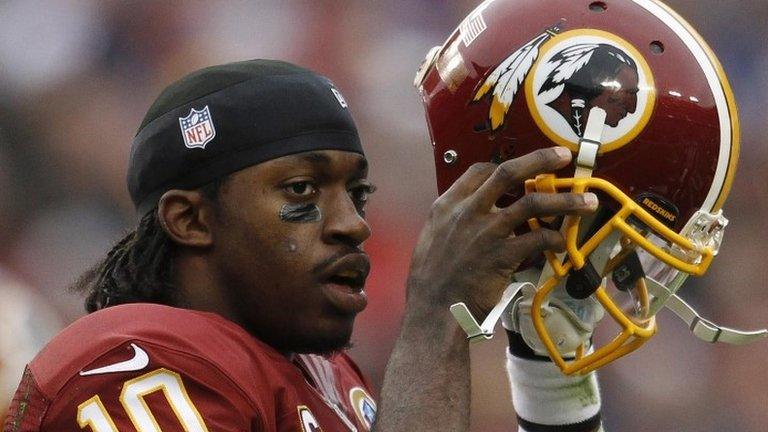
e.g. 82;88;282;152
321;191;372;247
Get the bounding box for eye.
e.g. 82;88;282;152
349;182;377;210
284;181;317;197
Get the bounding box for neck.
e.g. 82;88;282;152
174;252;238;320
175;252;299;359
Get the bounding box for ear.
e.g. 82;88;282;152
157;190;215;248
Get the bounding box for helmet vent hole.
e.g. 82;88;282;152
589;2;608;12
650;41;665;55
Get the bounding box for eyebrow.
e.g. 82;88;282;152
296;151;368;175
298;152;332;165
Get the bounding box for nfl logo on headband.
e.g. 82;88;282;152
179;106;216;149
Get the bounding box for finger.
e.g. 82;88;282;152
470;147;572;211
440;162;497;203
497;192;598;232
506;228;566;258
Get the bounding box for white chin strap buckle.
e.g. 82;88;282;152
450;282;533;342
646;277;768;344
574;107;606;179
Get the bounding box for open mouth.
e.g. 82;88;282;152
318;253;370;314
326;270;366;292
318;252;370;292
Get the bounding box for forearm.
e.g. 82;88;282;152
373;298;470;432
506;332;603;432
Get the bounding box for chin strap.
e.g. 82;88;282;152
538;107;607;285
573;107;606;179
645;277;768;344
451;282;533;341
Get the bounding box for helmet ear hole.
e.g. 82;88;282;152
589;2;607;13
650;41;665;55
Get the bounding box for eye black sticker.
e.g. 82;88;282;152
279;203;322;223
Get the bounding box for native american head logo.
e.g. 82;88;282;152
538;43;639;134
473;27;655;152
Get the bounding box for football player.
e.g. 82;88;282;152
3;60;594;431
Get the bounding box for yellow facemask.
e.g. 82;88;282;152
526;173;719;375
448;171;765;375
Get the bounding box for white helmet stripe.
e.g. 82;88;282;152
632;0;735;213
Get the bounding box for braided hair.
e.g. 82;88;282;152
75;178;228;312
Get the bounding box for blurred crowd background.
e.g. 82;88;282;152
1;1;766;430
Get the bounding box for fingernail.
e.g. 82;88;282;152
554;146;571;160
584;193;599;209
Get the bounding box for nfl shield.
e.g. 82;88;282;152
179;106;216;149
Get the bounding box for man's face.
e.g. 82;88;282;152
590;64;639;127
210;150;373;354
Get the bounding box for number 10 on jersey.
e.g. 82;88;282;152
77;368;209;432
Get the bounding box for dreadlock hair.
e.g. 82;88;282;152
75;178;228;313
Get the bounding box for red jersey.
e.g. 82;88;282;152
3;304;377;432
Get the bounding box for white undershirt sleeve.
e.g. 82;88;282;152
506;349;603;431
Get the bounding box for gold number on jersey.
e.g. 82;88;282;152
77;396;118;432
76;368;209;432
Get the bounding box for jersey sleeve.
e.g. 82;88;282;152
20;339;265;432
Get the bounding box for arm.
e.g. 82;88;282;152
373;148;598;432
506;331;603;432
504;269;605;431
373;287;472;431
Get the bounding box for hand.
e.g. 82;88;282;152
406;147;598;318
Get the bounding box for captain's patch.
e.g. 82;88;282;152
349;387;377;430
298;406;323;432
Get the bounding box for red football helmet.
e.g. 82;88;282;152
415;0;766;374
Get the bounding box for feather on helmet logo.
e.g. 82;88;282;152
473;22;564;131
473;26;656;153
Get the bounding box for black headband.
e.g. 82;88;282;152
127;59;363;216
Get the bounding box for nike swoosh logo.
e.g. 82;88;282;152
79;343;150;376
